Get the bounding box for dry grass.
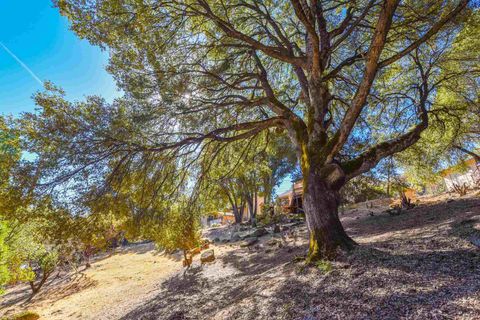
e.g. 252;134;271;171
1;192;479;319
0;244;183;319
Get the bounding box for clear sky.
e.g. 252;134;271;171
0;0;120;117
0;0;293;195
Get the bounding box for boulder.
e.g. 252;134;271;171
200;249;215;263
240;237;258;247
266;238;279;246
470;236;480;249
231;233;242;242
251;227;268;238
386;207;402;216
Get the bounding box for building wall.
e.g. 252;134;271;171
443;160;480;191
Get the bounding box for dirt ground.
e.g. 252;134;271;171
1;192;480;320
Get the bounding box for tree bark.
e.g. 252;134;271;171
303;167;356;262
233;205;242;224
28;270;52;298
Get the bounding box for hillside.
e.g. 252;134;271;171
1;192;480;320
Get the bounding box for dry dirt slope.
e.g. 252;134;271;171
1;193;480;320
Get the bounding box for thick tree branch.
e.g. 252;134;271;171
148;117;286;152
343;53;431;180
197;0;306;68
326;0;401;162
378;0;470;68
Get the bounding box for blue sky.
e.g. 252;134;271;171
0;0;293;195
0;0;120;117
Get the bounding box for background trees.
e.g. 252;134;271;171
395;10;479;189
204;133;296;225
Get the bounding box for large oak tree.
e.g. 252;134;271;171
24;0;474;261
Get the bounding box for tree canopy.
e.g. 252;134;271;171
18;0;476;260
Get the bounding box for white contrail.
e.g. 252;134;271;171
0;42;43;86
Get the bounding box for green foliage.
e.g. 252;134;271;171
148;200;201;252
1;311;40;320
257;212;282;226
396;11;480;187
341;175;387;204
6;220;59;285
314;260;333;273
0;222;10;294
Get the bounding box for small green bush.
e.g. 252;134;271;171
1;311;40;320
315;260;333;273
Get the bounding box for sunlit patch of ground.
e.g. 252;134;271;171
0;243;184;319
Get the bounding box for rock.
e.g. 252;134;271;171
469;236;480;248
200;249;215;263
281;222;303;232
251;227;268;238
231;233;242;242
214;237;221;243
267;238;279;246
460;218;477;225
240;237;258;247
369;211;374;217
273;225;281;233
386;207;402;216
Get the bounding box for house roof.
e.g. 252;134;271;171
277;190;293;199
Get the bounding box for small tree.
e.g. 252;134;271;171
27;248;59;297
148;201;201;267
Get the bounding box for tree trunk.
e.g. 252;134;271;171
233;205;242;224
303;168;356;262
28;270;52;299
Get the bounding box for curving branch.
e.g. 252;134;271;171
378;0;470;68
196;0;306;68
148;117;286;152
326;0;401;162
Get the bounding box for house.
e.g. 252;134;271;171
277;180;304;214
201;211;235;227
440;158;480;192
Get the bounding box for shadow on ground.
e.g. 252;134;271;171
119;196;480;320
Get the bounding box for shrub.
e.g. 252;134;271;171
315;260;333;273
0;222;10;295
1;311;40;320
